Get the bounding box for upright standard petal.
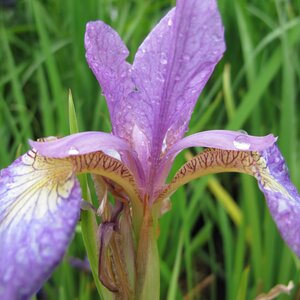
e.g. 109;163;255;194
130;0;225;164
85;21;135;139
157;144;300;257
0;150;81;300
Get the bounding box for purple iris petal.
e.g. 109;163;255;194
84;0;225;179
29;131;132;158
257;144;300;256
85;21;134;141
29;132;145;183
131;0;225;164
167;130;277;158
152;130;276;191
0;152;81;299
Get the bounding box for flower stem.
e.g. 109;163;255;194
135;206;160;300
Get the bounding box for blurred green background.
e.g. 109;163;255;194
0;0;300;299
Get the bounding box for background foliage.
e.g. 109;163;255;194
1;0;300;299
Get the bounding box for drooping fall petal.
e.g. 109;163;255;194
0;150;81;300
158;144;300;256
153;130;276;193
30;133;145;183
258;145;300;256
69;150;144;233
68;151;141;204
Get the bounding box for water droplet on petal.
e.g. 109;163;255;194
277;200;288;213
233;135;251;150
162;136;168;153
168;18;173;26
68;147;80;155
238;129;248;135
103;149;121;161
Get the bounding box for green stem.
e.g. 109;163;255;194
135;208;160;300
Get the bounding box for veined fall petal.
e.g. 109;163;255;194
69;151;141;204
258;145;300;256
157;144;300;256
0;150;81;300
0;145;144;299
30;132;145;187
154;130;277;189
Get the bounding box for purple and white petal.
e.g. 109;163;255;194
85;21;135;139
29;131;132;158
0;150;81;299
255;144;300;256
129;0;225;165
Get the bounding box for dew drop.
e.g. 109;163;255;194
162;136;168;153
277;200;288;213
233;135;251;150
167;18;173;26
238;129;248;135
68;147;80;155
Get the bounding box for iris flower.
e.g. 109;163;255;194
1;0;299;299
